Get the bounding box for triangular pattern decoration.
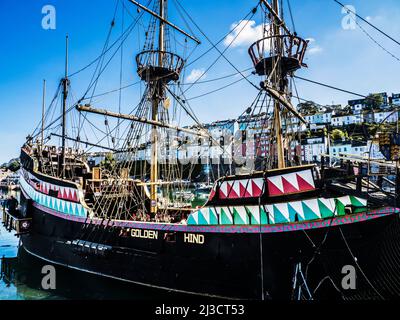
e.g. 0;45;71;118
267;175;284;195
187;212;198;225
350;196;367;208
273;204;289;224
219;182;228;199
282;172;300;190
246;206;259;225
267;179;284;196
302;200;320;220
296;174;315;191
335;196;351;216
288;203;301;222
198;209;209;225
240;181;252;198
252;179;263;197
219;207;233;225
318;198;335;218
259;207;269;224
209;208;218;224
227;182;240;199
282;176;298;193
288;201;305;221
233;207;249;225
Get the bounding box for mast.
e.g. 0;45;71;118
272;0;285;169
41;79;46;148
61;35;69;178
248;0;309;170
148;0;166;214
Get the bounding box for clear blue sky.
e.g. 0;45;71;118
1;0;400;163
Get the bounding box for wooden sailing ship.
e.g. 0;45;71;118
6;0;400;299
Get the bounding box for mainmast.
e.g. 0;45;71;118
41;79;46;148
148;0;165;214
134;0;187;214
61;35;69;179
271;0;285;169
248;0;309;169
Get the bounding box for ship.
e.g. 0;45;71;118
4;0;400;300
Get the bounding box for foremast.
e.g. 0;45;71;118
133;0;192;214
61;35;69;179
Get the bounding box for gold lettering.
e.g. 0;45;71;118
184;233;205;244
130;229;158;240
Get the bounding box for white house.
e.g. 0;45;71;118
331;114;363;127
301;137;327;162
372;111;398;124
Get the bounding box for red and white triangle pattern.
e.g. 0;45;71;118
267;169;315;196
219;178;264;199
27;172;79;203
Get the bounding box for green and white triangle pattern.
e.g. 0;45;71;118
216;207;233;225
334;196;351;216
187;195;368;226
288;201;304;222
302;199;321;221
317;198;336;218
246;206;269;225
187;211;199;225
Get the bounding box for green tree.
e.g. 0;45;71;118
365;94;384;111
100;153;116;171
297;101;319;115
7;160;20;172
331;129;345;141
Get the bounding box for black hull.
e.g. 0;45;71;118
20;202;400;300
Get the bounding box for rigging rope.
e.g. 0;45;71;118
68;0;151;78
174;0;260;92
184;73;253;101
333;0;400;47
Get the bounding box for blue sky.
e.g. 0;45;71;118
1;0;400;163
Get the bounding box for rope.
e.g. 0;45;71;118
338;226;385;299
333;0;400;47
174;0;260;92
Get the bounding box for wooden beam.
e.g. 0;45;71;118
51;133;117;152
264;86;308;124
321;153;397;168
260;0;292;36
127;0;201;44
77;104;210;138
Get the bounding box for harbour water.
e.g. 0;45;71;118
0;189;196;300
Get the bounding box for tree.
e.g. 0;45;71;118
7;160;21;172
365;93;384;111
331;129;345;141
100;153;116;171
297;101;319;115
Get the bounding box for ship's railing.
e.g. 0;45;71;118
136;50;185;82
2;207;31;236
248;35;308;75
321;153;398;198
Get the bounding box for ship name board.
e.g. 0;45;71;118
184;233;205;244
131;229;159;240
